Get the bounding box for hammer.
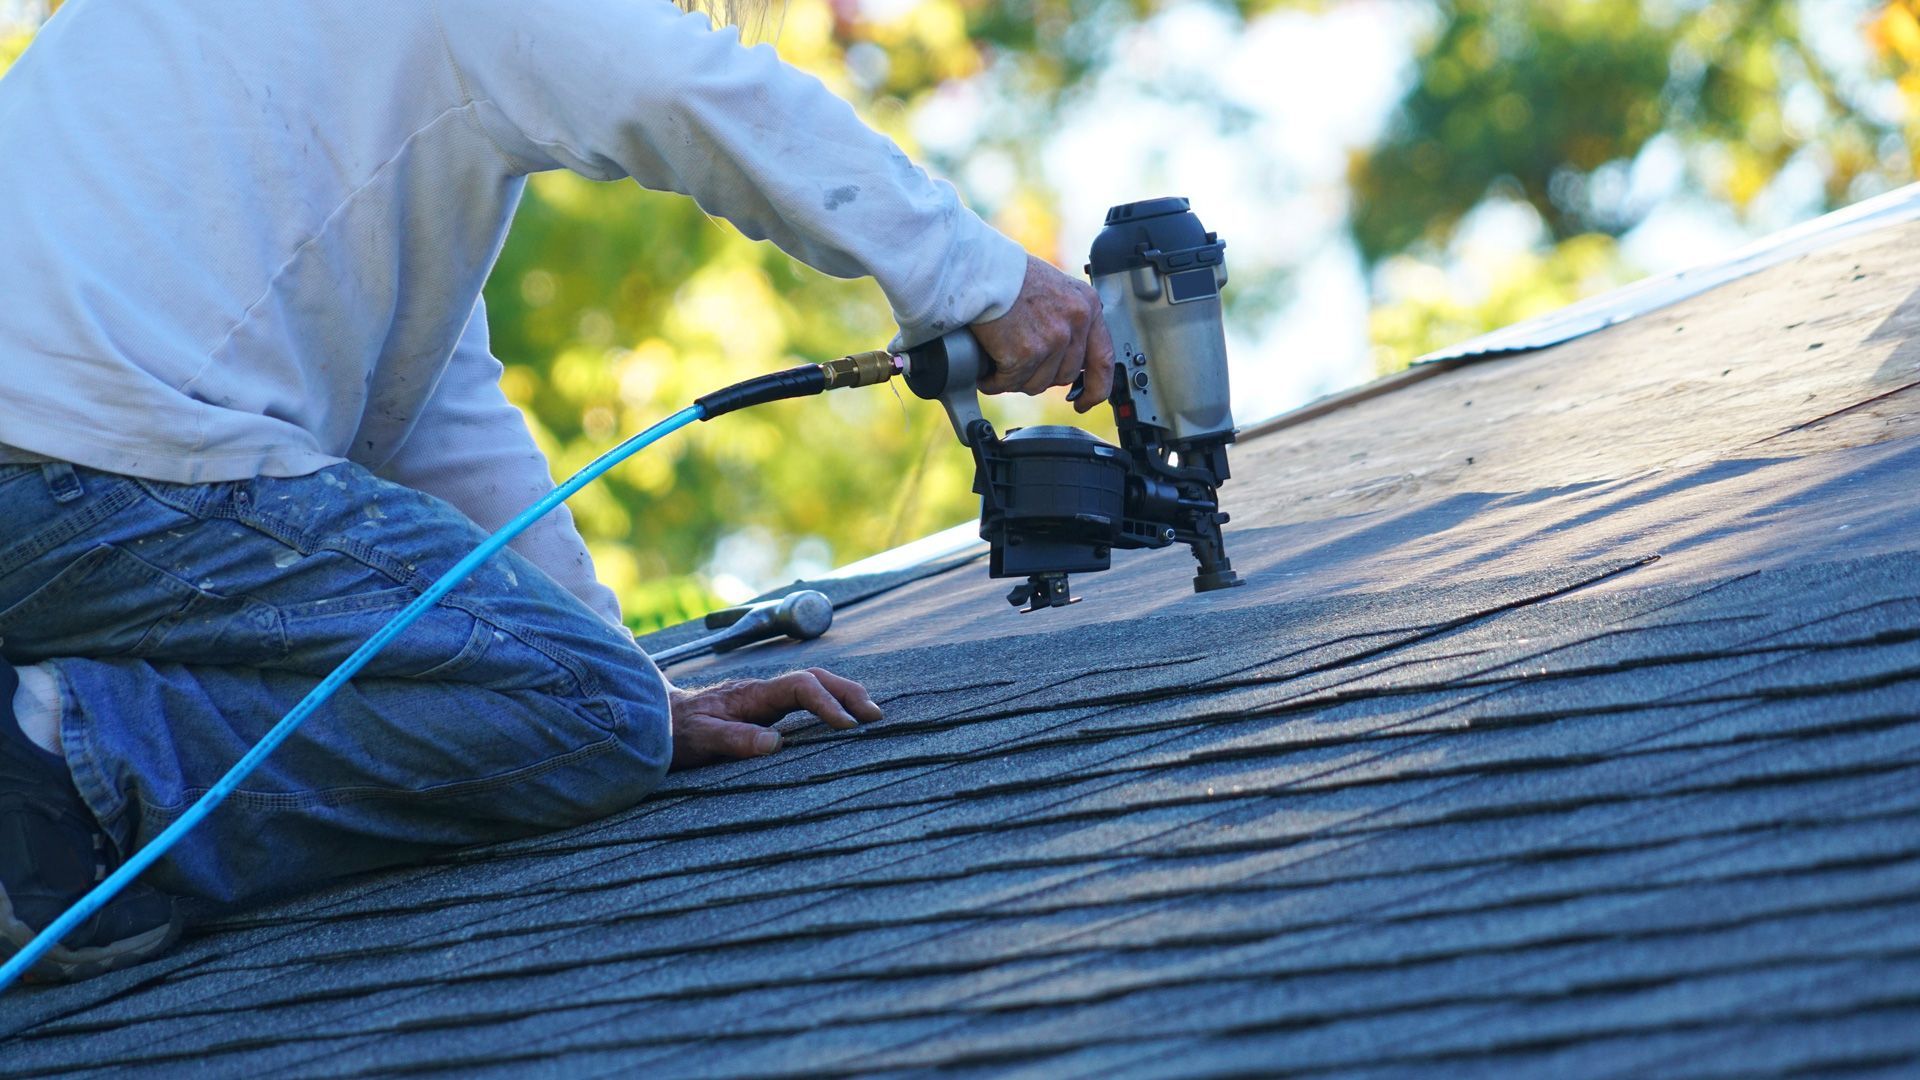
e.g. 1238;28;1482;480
647;590;834;668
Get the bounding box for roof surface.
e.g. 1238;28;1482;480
1415;179;1920;362
5;218;1920;1076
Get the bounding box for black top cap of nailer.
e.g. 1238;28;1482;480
1086;196;1224;278
1103;196;1190;225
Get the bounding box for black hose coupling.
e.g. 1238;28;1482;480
694;364;827;420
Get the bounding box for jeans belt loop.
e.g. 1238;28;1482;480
42;462;84;504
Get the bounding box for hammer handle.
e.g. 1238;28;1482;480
703;604;753;630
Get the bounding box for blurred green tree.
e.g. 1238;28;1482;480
1360;0;1914;368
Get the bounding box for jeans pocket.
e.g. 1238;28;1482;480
0;544;286;664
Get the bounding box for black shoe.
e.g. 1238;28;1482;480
0;663;183;983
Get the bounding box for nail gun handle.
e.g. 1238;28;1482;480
902;329;993;446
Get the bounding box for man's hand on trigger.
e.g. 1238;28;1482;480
969;254;1116;414
666;668;882;770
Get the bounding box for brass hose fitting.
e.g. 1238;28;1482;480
819;349;903;390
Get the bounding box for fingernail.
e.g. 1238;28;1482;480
755;730;782;755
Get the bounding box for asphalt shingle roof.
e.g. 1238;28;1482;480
5;215;1920;1076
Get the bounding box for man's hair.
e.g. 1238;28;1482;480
674;0;777;39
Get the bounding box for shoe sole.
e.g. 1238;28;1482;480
0;882;182;985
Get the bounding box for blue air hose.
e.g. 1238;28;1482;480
0;350;900;991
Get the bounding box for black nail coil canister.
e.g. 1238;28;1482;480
979;426;1127;577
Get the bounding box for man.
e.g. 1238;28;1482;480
0;0;1114;982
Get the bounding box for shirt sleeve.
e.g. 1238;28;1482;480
375;300;627;628
430;0;1028;347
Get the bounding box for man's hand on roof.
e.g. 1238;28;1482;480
665;668;882;769
971;254;1116;414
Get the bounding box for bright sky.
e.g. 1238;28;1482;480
0;0;41;33
1041;1;1421;422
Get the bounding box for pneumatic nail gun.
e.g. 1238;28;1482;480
903;197;1244;612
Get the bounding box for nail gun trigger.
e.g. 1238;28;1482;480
1065;374;1086;404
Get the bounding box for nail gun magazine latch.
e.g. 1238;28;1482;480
904;197;1244;612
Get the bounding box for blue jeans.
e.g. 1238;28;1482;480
0;461;671;906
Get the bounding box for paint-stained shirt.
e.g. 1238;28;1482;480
0;0;1027;624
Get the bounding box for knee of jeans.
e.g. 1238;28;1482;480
543;685;670;826
597;646;673;796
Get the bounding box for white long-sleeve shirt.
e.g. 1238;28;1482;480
0;0;1027;625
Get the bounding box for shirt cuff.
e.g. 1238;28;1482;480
889;218;1031;351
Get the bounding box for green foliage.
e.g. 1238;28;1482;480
1871;2;1920;174
1352;0;1675;260
1355;0;1915;369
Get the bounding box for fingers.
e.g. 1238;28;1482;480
970;255;1107;403
806;667;884;724
1019;339;1072;396
673;715;783;771
667;668;883;771
1077;316;1117;414
726;668;874;730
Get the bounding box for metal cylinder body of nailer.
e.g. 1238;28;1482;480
1086;197;1234;443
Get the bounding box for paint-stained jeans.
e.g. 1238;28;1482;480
0;461;671;906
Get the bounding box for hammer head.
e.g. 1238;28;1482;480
768;590;834;640
701;589;834;652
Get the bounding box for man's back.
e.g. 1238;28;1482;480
0;2;519;483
